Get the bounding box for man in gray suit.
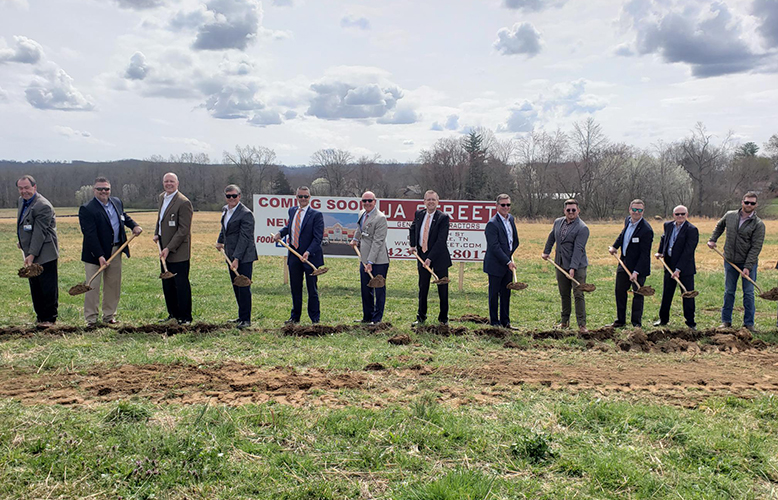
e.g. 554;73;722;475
16;175;59;327
350;191;389;324
542;198;590;333
215;185;258;329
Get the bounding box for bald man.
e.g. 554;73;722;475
654;205;698;329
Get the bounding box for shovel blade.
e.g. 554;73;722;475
17;264;44;278
160;272;177;280
311;267;329;276
368;275;386;288
433;277;451;285
758;287;778;301
576;283;596;293
68;283;92;296
233;275;252;287
633;285;655;297
681;290;699;299
507;282;528;291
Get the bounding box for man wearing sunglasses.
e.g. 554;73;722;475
542;199;590;333
274;186;324;324
78;176;142;326
654;206;698;330
350;191;389;324
708;192;765;332
217;185;258;329
484;194;519;328
608;199;653;328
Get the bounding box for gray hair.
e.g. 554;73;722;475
224;184;241;195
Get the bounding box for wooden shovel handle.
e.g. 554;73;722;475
156;239;171;274
709;247;762;294
217;246;238;272
412;251;440;281
544;257;581;286
352;245;375;279
275;234;318;272
658;256;689;294
87;233;137;286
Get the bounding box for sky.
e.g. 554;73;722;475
0;0;777;165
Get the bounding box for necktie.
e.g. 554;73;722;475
292;209;302;248
421;214;431;253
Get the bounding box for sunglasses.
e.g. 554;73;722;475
499;203;511;207
361;199;375;203
631;208;644;213
94;187;110;192
743;201;756;206
225;194;239;199
674;212;687;216
565;208;577;213
297;195;309;199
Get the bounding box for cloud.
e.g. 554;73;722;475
249;109;283;126
114;0;165;9
55;126;92;138
498;101;539;133
341;15;370;30
203;81;265;119
124;52;150;80
162;136;212;150
752;0;778;48
0;35;44;65
0;86;8;102
307;70;407;121
620;0;770;77
493;23;542;57
25;63;95;111
192;0;261;51
272;0;293;5
403;139;414;145
377;107;419;124
168;6;214;31
431;114;459;131
613;43;634;57
502;0;566;12
541;79;608;115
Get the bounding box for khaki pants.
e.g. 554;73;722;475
84;245;122;324
557;266;587;327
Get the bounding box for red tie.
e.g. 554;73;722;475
421;214;431;253
292;209;302;247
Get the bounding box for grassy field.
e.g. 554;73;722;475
0;212;777;499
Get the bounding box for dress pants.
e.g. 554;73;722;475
614;267;646;326
288;255;319;322
556;266;587;327
228;262;253;322
84;244;122;323
161;260;192;322
28;259;58;323
360;262;389;323
487;269;512;327
417;262;449;323
658;271;695;327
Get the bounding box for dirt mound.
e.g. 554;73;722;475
531;326;615;341
282;324;346;336
414;324;468;336
453;314;490;324
365;322;393;332
364;362;385;371
472;327;511;339
388;333;411;345
117;323;226;335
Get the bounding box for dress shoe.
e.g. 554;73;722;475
412;320;425;327
578;326;589;334
158;316;175;324
227;318;240;323
178;320;191;326
236;321;251;330
36;321;54;329
718;322;732;328
439;321;448;325
632;323;642;328
609;322;626;328
653;320;668;327
105;319;119;325
284;319;299;325
744;324;757;334
554;322;569;329
86;322;97;328
354;319;371;324
687;325;697;331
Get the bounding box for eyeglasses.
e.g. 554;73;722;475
361;199;375;203
225;194;239;199
499;203;511;207
631;208;644;213
94;187;110;192
565;208;577;213
743;201;756;206
674;212;687;216
297;195;309;199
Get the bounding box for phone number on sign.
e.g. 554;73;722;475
387;248;484;260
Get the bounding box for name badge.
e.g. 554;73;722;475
632;237;639;243
361;231;369;237
169;221;176;227
120;215;125;221
23;224;32;231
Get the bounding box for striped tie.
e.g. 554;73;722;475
421;215;431;253
292;209;302;248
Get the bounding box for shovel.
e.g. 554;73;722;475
543;257;596;292
217;247;252;287
658;256;698;298
709;246;778;300
412;250;449;285
612;251;655;296
68;233;137;296
157;240;176;280
275;236;329;276
17;249;43;278
352;246;386;288
506;250;528;290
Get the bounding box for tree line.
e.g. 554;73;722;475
1;120;777;218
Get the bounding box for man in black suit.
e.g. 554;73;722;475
608;199;654;328
409;190;452;325
216;185;258;329
274;186;324;324
483;194;519;328
654;205;698;329
78;177;142;326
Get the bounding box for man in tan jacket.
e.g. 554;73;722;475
153;172;193;324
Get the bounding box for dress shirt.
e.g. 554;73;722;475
19;194;36;223
158;190;178;234
738;210;754;228
223;205;238;230
668;221;685;257
622;218;641;256
419;211;435;246
100;199;121;244
499;214;513;252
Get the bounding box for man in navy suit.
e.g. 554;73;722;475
274;186;324;324
653;205;698;329
78;176;142;326
483;194;519;328
409;190;452;325
216;184;258;329
608;199;654;328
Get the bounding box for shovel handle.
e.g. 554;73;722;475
412;251;441;281
352;245;375;279
658;256;689;294
544;256;581;286
274;234;318;272
86;233;137;286
217;246;238;272
612;251;642;291
156;239;171;274
709;246;762;294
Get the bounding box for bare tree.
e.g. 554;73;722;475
512;129;567;217
310;148;353;196
223;145;277;196
350;154;386;197
677;122;732;215
417;137;469;199
566;117;609;215
651;141;693;216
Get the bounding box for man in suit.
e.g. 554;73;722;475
409;190;452;325
78;176;143;326
654;205;698;330
273;186;324;324
542;198;590;333
608;199;654;328
216;185;258;329
350;191;389;324
153;172;194;325
483;193;519;328
16;175;59;328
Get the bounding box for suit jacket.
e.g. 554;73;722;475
79;196;138;265
217;202;259;264
354;208;389;265
409;209;452;269
543;216;589;270
18;193;59;265
612;216;653;276
277;206;324;267
483;214;519;276
154;191;193;263
657;220;698;275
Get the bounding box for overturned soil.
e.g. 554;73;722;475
281;322;393;337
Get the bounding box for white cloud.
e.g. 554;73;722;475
124;52;150;80
498;101;539;133
203;81;266;119
249;108;283;126
341;15;370;30
114;0;165;9
272;0;293;5
25;63;95;111
493;23;542;57
55;125;92;138
502;0;566;12
162;136;212;151
431;114;459;131
192;0;262;51
0;85;8;102
0;35;44;65
377;107;419;124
